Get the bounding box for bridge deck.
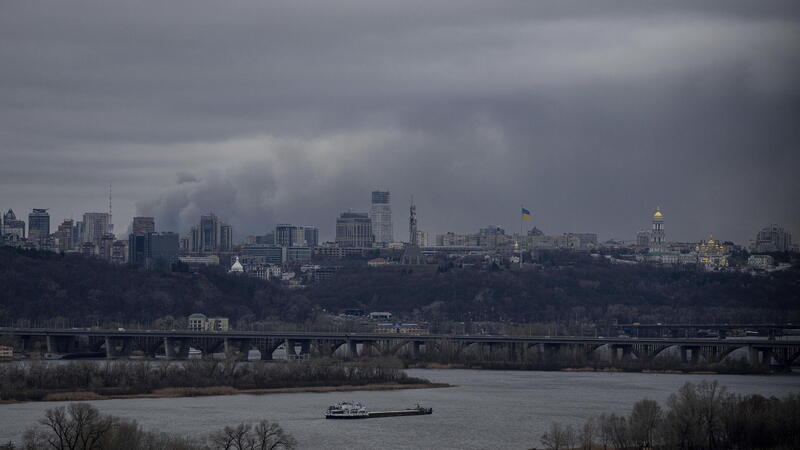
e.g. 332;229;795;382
1;328;797;347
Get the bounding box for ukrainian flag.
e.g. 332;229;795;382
521;207;531;220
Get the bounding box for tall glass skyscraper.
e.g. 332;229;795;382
28;208;50;244
370;190;393;244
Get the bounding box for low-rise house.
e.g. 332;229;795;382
0;344;13;358
188;313;230;332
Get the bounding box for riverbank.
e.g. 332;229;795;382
405;360;792;375
0;381;451;404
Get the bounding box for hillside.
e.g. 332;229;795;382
0;247;313;325
1;247;798;326
307;253;800;325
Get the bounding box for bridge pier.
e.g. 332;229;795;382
543;343;560;363
255;338;281;361
104;336;132;358
680;346;700;364
507;342;522;362
347;340;358;358
224;338;251;360
750;347;772;367
610;344;634;363
164;337;189;360
46;335;81;356
299;340;311;358
410;341;422;359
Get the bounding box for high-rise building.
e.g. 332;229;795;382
132;217;155;235
147;232;179;269
99;233;116;261
751;224;792;253
199;213;219;252
129;234;147;266
189;226;200;252
28;209;50;245
111;240;128;264
370;191;393;244
72;221;83;250
3;209;26;239
82;213;112;246
56;219;74;252
303;226;319;248
335;211;373;248
650;207;665;254
188;213;231;253
129;232;179;269
276;224;306;247
219;223;233;251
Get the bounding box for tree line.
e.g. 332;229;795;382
1;402;295;450
538;380;800;449
0;358;426;401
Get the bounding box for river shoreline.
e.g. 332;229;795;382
405;361;796;375
0;382;451;405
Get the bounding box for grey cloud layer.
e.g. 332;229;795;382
1;1;798;242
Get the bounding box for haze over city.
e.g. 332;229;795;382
2;1;799;243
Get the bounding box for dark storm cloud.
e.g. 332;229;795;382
1;1;799;242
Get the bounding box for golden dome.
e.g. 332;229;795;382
653;207;663;219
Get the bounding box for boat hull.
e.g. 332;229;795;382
325;409;433;419
325;414;370;419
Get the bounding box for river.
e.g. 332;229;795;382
0;369;797;449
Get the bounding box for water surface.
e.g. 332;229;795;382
1;369;797;449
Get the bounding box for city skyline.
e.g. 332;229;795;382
1;1;798;245
0;198;792;248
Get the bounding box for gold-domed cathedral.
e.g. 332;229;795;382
650;207;665;254
696;236;729;270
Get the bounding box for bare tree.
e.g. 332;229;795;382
598;413;613;450
540;422;577;450
210;423;252;450
209;420;295;450
607;414;630;450
628;398;662;448
36;403;114;450
253;420;296;450
695;380;728;449
580;417;597;450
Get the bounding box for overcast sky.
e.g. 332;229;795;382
2;1;799;244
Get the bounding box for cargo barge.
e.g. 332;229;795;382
325;402;432;419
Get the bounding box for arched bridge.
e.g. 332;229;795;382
1;328;798;369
